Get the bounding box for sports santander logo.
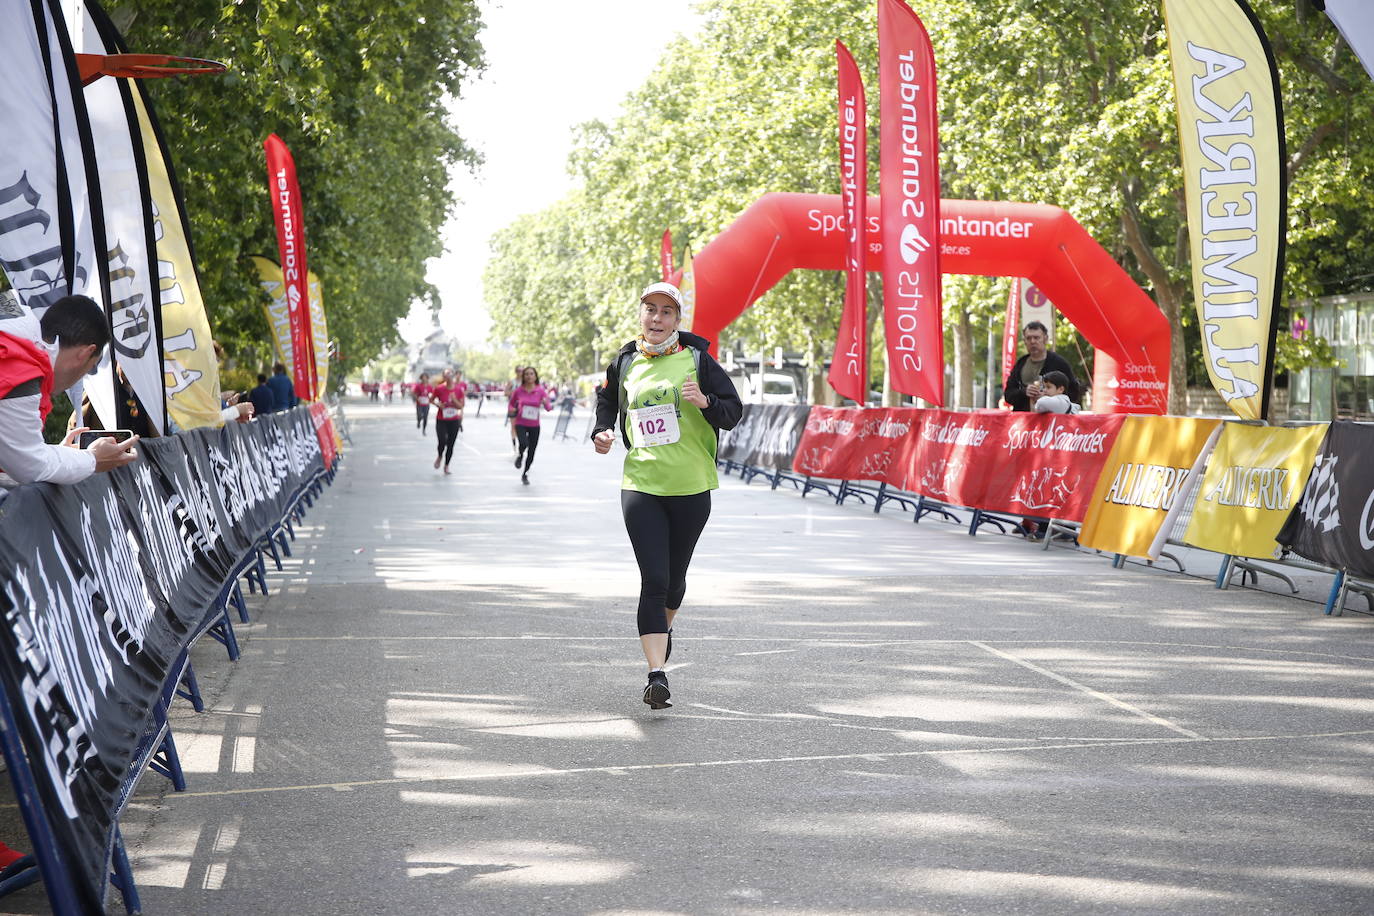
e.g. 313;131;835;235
900;223;931;264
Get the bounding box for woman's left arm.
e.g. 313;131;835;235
697;353;743;430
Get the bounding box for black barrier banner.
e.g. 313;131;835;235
0;407;324;910
718;404;811;472
1276;421;1374;578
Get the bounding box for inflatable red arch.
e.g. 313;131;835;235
684;192;1170;413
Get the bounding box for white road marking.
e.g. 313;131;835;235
968;640;1206;739
123;728;1374;802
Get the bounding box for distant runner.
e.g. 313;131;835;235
592;282;741;709
412;372;433;433
508;366;552;485
432;376;463;475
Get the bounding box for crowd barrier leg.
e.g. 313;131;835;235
253;551;270;596
0;855;41;896
109;826;141;915
1323;571;1344;615
230;583;250;624
263;533;283;569
873;483;887;514
176;663;204;713
206;607;241;662
1215;555;1235;588
277;528;293;557
148;728;187;792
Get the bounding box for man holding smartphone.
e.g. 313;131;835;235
1003;321;1080;411
0;293;139;485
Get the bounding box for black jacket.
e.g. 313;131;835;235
1004;350;1079;411
593;331;743;448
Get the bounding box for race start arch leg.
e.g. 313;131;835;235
687;192;1170;413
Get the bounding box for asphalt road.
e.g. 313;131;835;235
5;397;1373;915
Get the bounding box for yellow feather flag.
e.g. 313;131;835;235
132;85;224;429
308;270;329;397
251;256;298;384
1163;0;1286;420
679;246;696;332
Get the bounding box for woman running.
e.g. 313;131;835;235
413;372;433;433
508;367;552;485
592;282;741;709
432;376;463;475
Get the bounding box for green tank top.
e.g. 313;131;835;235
620;349;720;496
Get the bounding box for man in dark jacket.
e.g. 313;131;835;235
1004;321;1079;411
266;362;296;412
249;373;275;417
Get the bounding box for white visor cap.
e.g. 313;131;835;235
640;282;684;311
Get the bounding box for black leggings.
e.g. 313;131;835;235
515;425;541;471
416;404;429;431
435;419;460;466
621;490;711;635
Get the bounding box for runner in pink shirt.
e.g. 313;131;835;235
412;373;433;433
507;366;552;485
432;379;464;474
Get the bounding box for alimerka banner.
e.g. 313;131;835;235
878;0;943;404
0;407;327;912
0;0;111;333
829;41;868;404
1184;422;1327;559
793;406;922;489
80;0;167;434
1277;422;1374;578
1077;416;1223;559
1164;0;1285;420
263;133;316;401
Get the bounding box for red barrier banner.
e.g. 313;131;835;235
263;133;316;401
829;40;868;404
792;406;1123;521
915;410;1125;520
309;402;336;469
878;0;944;404
793;407;923;487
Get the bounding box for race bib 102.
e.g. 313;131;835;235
629;403;680;447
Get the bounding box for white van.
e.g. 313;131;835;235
727;371;801;405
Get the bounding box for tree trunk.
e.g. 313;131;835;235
952;303;974;409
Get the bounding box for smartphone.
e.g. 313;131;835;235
79;429;134;449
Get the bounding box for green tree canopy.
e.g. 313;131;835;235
107;0;486;383
484;0;1374;411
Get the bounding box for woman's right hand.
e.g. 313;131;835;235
593;429;616;454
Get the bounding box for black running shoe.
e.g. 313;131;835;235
521;473;529;485
665;628;673;662
643;671;671;709
514;455;522;468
